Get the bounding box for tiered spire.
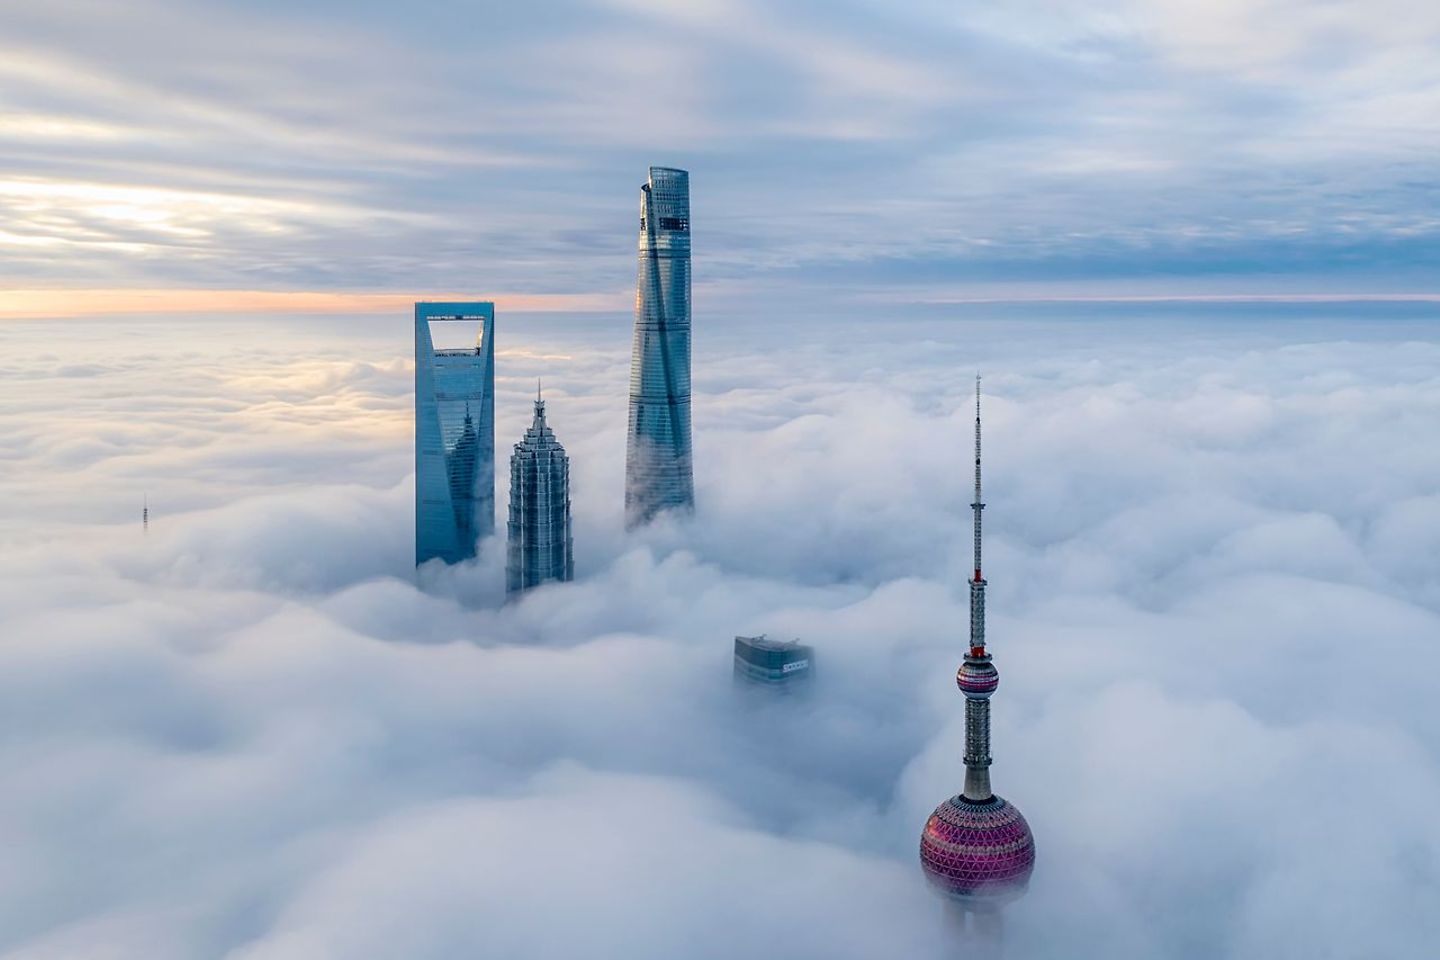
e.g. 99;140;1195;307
960;375;998;803
506;379;573;596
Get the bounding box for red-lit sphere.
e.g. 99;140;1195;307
956;657;999;699
919;794;1035;904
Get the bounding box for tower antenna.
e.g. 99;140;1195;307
971;374;985;655
974;375;983;574
143;493;148;534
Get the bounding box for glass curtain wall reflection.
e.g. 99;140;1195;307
625;166;694;528
415;302;495;565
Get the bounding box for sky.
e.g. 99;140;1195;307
2;307;1440;958
1;0;1439;317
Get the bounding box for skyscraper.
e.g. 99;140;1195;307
918;378;1036;954
733;634;814;687
506;385;574;595
415;302;495;566
625;165;694;528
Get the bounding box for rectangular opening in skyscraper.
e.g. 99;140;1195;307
426;316;486;353
415;302;496;566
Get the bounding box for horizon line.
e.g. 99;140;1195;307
3;287;1440;320
905;292;1440;305
0;288;632;320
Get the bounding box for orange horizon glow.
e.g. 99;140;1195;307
5;287;1439;321
0;288;631;319
909;292;1440;305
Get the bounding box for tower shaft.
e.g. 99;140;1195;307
963;697;992;800
944;903;1004;960
962;375;994;803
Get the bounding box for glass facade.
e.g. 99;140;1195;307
506;392;574;595
625;166;694;528
733;635;814;686
415;302;495;565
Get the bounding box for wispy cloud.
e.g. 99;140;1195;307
0;0;1436;309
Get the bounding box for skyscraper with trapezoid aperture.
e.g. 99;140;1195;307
625;165;694;528
506;384;574;595
415;302;495;566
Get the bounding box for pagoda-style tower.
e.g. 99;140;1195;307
919;377;1035;953
506;385;574;596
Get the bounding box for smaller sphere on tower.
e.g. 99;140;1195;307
957;656;999;699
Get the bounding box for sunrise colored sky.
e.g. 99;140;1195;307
2;0;1437;317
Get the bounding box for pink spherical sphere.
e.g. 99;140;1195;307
919;794;1035;904
956;657;999;699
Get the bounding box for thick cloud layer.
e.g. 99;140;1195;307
1;307;1438;958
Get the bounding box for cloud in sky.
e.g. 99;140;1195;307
0;0;1437;311
2;308;1439;957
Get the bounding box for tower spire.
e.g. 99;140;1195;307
960;376;995;801
971;374;985;656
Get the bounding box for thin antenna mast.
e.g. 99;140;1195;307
970;375;987;656
973;374;983;582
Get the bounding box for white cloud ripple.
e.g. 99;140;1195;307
0;310;1438;959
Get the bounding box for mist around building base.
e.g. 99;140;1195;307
1;306;1438;958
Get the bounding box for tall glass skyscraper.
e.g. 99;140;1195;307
506;387;574;595
625;166;694;528
415;302;495;565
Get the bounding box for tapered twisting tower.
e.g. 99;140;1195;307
919;377;1035;951
625;166;694;528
